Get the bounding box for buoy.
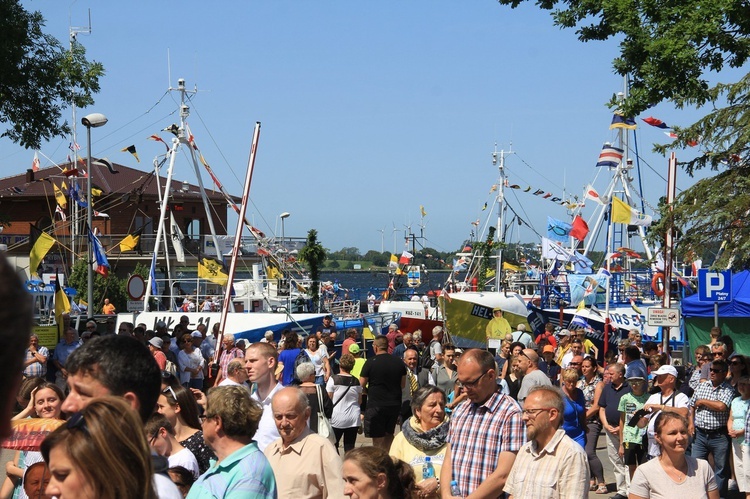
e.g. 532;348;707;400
471;277;478;291
651;272;665;297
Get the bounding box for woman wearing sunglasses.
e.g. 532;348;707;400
41;397;157;499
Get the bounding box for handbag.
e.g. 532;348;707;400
316;384;336;444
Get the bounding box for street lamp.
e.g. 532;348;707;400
279;212;290;249
82;113;108;318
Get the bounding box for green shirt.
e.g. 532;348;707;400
618;392;650;444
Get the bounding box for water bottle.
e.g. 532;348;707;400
422;456;435;480
450;480;461;496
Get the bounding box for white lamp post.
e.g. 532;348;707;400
279;212;290;249
81;113;108;318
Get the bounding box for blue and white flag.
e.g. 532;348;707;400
547;217;572;243
87;225;109;277
596;145;624;168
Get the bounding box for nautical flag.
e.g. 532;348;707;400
93;158;119;174
389;254;398;269
463;243;473;252
596;267;612;280
54;205;67;221
596;145;624;168
31;151;40;172
692;259;702;276
121;145;140;162
489;184;498;193
482;202;487;211
610;114;637;130
163;124;179;136
547;216;572;243
149;134;171;152
170;212;185;263
642;116;669;129
93;211;109;218
550;197;561;203
69;142;81;151
87;225;110;277
69;183;87;209
570;314;589;329
629;298;643;315
452;258;467;272
54;272;70;324
29;225;56;276
91;188;103;197
611;197;652;226
52;182;67;209
471;219;480;227
533;189;545;196
523;186;531;192
542;193;552;199
570;215;589;242
664;131;699;147
118;228;143;254
584;184;605;205
420;205;427;217
198;256;228;286
509;184;520;189
541;237;594;271
399;251;413;265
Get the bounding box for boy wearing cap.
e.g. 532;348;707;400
540;344;561;386
349;344;366;379
618;375;650;481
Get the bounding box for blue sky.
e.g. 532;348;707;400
2;1;732;255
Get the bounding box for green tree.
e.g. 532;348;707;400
299;229;327;312
68;259;128;313
0;1;104;148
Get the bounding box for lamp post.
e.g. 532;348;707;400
81;113;108;319
279;212;290;250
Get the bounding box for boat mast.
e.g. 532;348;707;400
492;143;513;291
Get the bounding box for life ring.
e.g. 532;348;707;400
651;272;665;297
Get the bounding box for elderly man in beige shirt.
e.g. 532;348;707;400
264;387;344;498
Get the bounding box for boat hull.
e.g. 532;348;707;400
439;292;530;348
117;311;327;343
376;300;443;338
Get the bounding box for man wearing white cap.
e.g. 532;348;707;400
642;365;689;458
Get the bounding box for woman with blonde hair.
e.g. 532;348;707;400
41;396;157;499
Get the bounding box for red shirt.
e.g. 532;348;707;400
535;332;558;348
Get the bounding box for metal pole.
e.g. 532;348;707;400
86;127;93;319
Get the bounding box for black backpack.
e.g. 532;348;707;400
292;349;311;384
421;340;439;371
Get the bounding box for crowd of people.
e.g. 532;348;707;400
0;248;747;498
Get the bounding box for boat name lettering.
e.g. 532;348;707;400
153;316;212;332
404;310;422;317
609;313;644;327
470;305;493;320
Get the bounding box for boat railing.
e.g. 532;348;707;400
323;299;361;318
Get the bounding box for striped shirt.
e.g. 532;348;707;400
447;390;525;496
690;380;735;430
23;346;49;378
504;429;590;499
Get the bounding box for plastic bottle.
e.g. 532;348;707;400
450;480;461;496
422;456;435;480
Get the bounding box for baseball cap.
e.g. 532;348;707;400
156;320;167;328
558;329;571;337
627;376;646;383
651;365;678;377
190;331;202;338
148;337;163;348
349;344;362;355
542;345;555;354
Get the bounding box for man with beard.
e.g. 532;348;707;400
504;386;590;498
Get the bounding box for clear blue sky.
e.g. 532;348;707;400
2;1;730;255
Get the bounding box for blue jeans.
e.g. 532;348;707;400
692;427;730;496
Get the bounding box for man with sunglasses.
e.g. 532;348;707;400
504;386;589;498
688;358;735;497
440;349;524;498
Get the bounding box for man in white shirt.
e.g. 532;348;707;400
512;324;534;349
245;342;282;452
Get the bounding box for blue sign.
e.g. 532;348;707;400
697;269;733;302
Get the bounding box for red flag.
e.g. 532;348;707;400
570;215;589;241
642;116;669;129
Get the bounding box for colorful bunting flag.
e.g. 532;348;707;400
149;134;171;152
611;197;652;226
642;116;669;129
609;114;637;130
596;145;624;168
120;145;140;163
87;224;110;277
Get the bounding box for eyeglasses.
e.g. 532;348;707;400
163;386;178;401
522;407;553;418
457;370;490;389
709;368;727;373
713;352;725;357
569;362;582;366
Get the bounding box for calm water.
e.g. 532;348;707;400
319;270;452;300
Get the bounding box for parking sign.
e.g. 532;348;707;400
697;269;732;302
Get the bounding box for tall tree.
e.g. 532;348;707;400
0;0;104;149
299;229;327;312
496;0;750;268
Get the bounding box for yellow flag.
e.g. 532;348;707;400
502;262;521;272
91;188;103;197
420;205;427;217
118;234;140;252
198;257;228;286
29;227;56;275
53;183;67;209
267;266;282;280
612;197;652;226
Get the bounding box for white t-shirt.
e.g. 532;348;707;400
645;391;691;456
326;374;362;428
306;347;327;377
511;330;534;348
168;447;200;479
177;348;205;385
250;382;283;452
629;455;716;498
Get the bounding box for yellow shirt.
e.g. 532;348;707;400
485;317;512;340
389;418;447;483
